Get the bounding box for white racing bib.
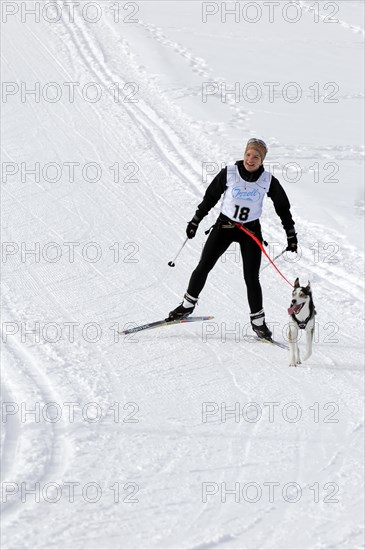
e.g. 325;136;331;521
220;165;272;223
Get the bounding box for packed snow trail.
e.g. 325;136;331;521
1;2;364;549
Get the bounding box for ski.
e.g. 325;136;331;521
119;316;215;335
255;337;289;350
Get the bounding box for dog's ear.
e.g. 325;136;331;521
304;281;311;293
294;277;300;288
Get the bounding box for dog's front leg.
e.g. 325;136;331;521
288;322;299;367
302;321;314;361
296;344;302;365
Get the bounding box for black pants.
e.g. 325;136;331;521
187;220;263;314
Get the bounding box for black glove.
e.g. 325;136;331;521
186;216;200;239
286;228;298;252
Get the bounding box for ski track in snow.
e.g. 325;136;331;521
1;332;74;520
1;3;364;549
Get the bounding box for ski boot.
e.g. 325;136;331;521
250;309;272;340
167;292;198;321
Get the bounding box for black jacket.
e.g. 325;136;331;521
194;160;295;233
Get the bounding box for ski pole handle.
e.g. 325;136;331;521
168;237;189;267
260;249;286;272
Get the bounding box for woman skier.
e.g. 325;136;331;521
167;138;298;340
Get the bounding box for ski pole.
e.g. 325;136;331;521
168;237;188;267
260;249;286;272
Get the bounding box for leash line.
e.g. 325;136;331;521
235;223;293;288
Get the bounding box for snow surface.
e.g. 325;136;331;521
1;1;364;549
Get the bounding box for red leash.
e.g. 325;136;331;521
235;223;293;288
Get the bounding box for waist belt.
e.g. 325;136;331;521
218;214;259;230
205;215;260;235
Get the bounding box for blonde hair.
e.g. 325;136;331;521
244;139;267;162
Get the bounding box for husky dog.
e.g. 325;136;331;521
287;278;316;367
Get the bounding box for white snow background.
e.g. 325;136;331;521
1;1;364;549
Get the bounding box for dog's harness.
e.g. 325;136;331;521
291;307;316;329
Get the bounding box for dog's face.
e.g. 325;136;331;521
288;278;311;315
